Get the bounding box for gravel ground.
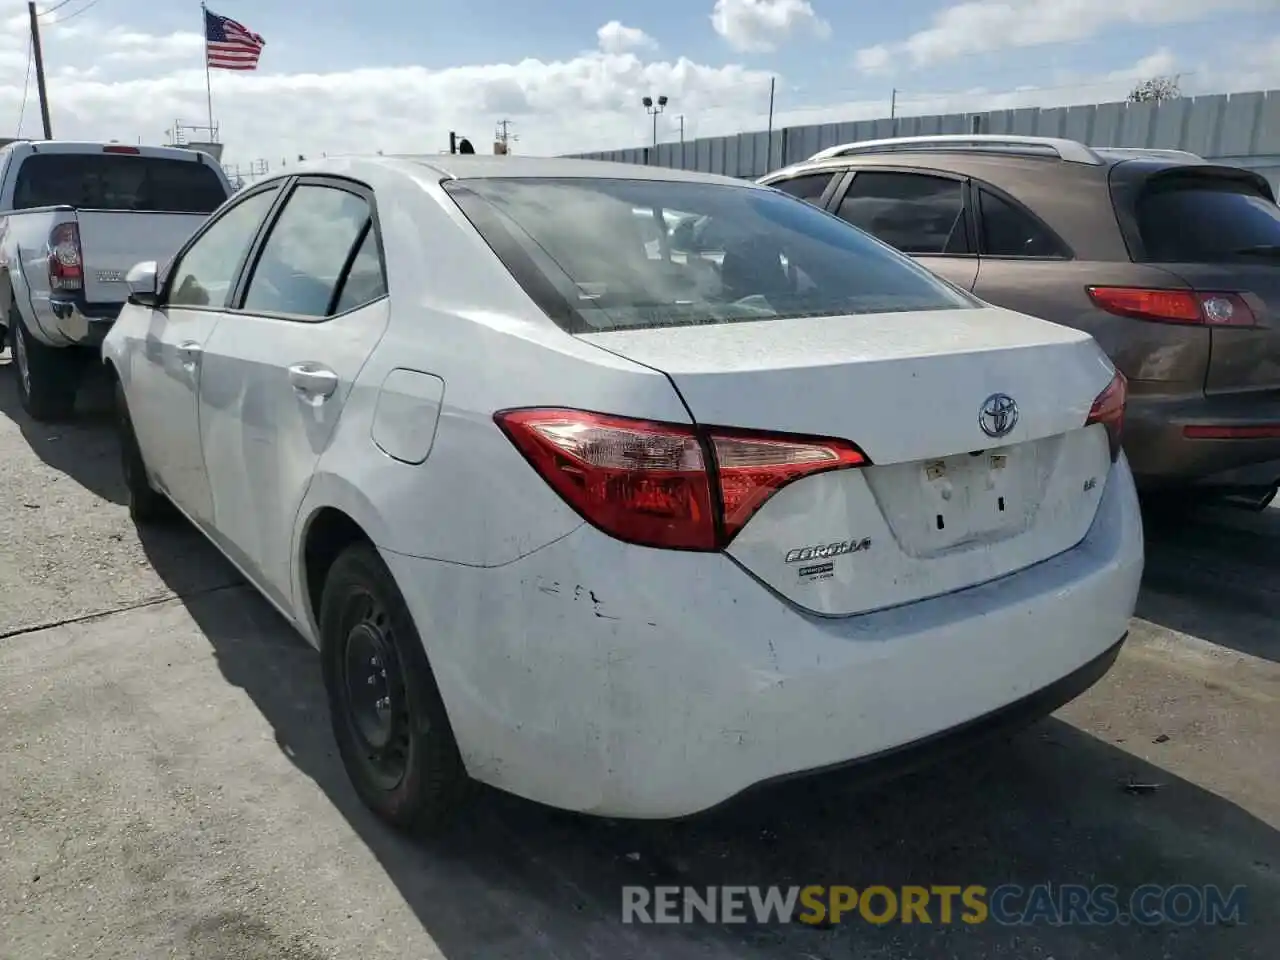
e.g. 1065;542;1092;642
0;355;1277;960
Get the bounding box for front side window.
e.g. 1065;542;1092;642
836;172;970;255
241;184;371;318
168;187;279;309
445;177;975;335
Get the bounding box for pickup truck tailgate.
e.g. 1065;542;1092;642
76;211;209;304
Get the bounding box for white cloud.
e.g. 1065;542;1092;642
711;0;831;53
1106;48;1179;82
855;0;1275;72
596;21;657;55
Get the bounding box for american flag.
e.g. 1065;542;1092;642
204;8;266;71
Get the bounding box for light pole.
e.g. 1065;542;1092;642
642;94;668;148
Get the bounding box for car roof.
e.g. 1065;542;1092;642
283;153;767;189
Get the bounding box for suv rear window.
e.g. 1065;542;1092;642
445;177;976;334
1134;175;1280;263
12;153;229;214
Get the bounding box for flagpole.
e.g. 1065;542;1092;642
201;1;215;138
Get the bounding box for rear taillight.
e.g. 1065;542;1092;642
1086;371;1127;462
102;145;141;154
494;408;868;551
1087;287;1257;327
48;222;83;292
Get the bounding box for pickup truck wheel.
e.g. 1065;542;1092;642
11;319;81;422
114;380;176;525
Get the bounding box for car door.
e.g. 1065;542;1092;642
828;168;980;291
197;176;390;612
127;183;283;527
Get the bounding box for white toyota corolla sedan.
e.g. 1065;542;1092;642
103;155;1144;830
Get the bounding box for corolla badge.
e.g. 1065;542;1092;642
978;393;1019;439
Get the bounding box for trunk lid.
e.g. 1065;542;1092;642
76;210;209;304
580;307;1118;616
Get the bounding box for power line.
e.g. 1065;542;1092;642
50;0;104;25
16;38;32;137
37;0;78;16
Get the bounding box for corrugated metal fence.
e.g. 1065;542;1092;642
565;89;1280;191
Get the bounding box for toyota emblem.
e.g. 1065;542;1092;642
978;393;1019;439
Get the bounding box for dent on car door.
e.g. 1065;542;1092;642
198;178;390;612
127;184;281;526
831;169;979;291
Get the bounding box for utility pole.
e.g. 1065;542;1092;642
28;2;52;139
495;119;518;154
765;77;776;169
677;114;685;169
890;88;897;119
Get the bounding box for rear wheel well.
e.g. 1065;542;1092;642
303;508;372;627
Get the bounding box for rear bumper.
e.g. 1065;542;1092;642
1124;389;1280;490
26;294;121;347
382;455;1144;819
46;297;121;347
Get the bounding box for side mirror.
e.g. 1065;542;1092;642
126;261;159;307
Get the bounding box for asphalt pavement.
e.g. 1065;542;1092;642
0;357;1276;960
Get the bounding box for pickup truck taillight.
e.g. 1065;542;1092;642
48;223;83;292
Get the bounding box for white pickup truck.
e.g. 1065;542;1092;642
0;141;232;420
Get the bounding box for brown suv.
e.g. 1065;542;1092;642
759;135;1280;507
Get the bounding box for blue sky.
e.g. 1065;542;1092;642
2;0;1279;165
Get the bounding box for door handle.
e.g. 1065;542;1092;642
178;340;202;369
288;363;339;400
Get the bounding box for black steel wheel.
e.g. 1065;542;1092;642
320;542;468;834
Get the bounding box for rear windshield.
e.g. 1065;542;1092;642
444;177;975;334
11;153;229;214
1134;176;1280;263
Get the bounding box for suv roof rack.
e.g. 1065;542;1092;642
806;135;1204;166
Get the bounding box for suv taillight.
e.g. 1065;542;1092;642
1086;371;1127;462
48;222;83;292
1087;286;1257;327
494;408;868;551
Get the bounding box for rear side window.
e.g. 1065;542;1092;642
445;177;975;334
12;153;228;214
835;172;971;255
770;173;835;204
978;190;1066;258
1134;176;1280;263
242;184;373;318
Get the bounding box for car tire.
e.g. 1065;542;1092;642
320;542;469;835
114;379;176;525
10;314;82;422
